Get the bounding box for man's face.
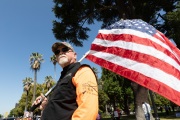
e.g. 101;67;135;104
55;45;77;68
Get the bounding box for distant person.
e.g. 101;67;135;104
114;108;120;120
159;106;163;113
116;107;121;117
164;105;169;115
142;102;151;120
96;112;101;120
33;42;99;120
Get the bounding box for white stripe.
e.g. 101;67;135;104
89;50;180;92
98;29;174;54
92;38;180;72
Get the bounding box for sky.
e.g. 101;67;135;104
0;0;102;115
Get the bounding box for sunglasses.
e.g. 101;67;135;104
54;47;70;55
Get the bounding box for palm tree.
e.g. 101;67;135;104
50;54;57;80
44;76;54;91
29;52;44;103
22;77;33;112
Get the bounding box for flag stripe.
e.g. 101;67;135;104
86;53;180;105
90;43;180;80
87;50;180;91
96;30;180;64
92;38;180;72
98;29;170;50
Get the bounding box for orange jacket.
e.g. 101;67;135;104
72;66;99;120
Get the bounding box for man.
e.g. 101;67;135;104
33;42;99;120
142;102;151;120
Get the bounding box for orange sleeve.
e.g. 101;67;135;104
71;66;98;120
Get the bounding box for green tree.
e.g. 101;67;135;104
50;54;57;80
164;2;180;48
121;78;133;115
52;0;177;46
92;67;110;114
157;2;180;48
101;69;122;109
43;76;56;100
101;68;134;115
98;89;109;113
29;52;44;103
9;83;43;117
22;77;33;112
44;76;55;91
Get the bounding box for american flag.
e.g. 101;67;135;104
86;19;180;106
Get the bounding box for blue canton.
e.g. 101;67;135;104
106;19;156;36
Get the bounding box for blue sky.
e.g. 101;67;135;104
0;0;102;115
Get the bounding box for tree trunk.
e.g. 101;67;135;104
149;91;160;120
123;93;130;115
131;82;154;120
25;91;28;112
32;69;37;103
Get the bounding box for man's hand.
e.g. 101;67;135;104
33;93;48;110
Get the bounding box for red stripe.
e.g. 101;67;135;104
156;32;180;57
86;54;180;106
96;33;180;64
90;44;180;80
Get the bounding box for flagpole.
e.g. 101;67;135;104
78;50;90;62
